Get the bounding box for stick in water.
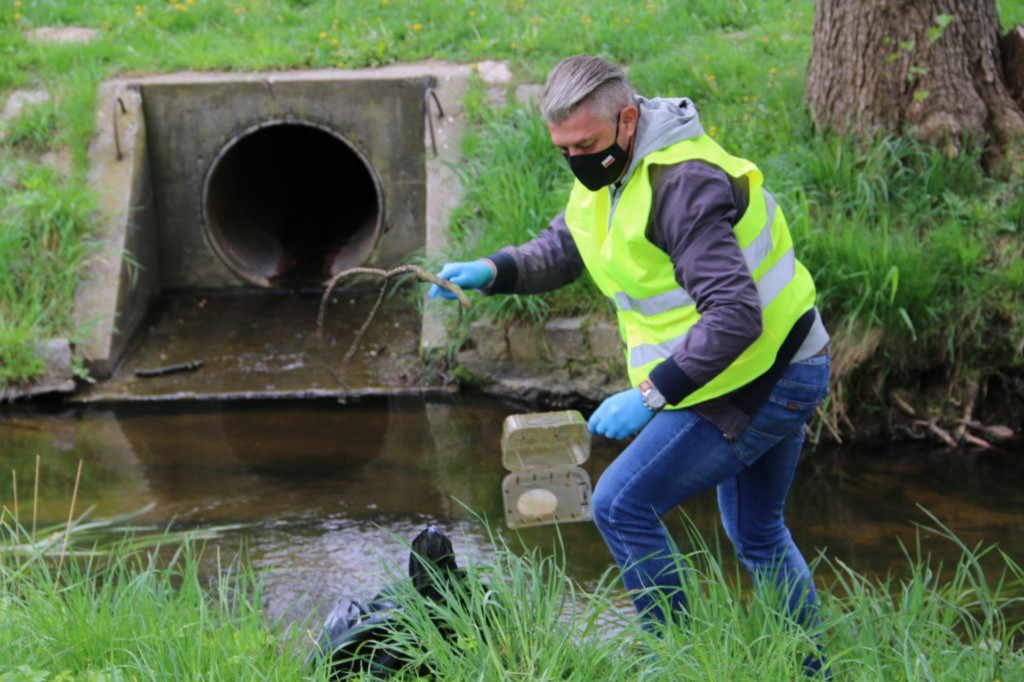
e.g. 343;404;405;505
135;360;205;378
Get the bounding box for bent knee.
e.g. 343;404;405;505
591;482;615;532
592;480;662;535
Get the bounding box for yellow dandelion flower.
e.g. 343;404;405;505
743;115;750;121
412;22;422;30
705;74;716;82
15;0;21;6
319;31;327;39
510;41;517;49
471;63;479;71
530;16;540;24
331;38;338;45
381;0;389;5
14;11;21;19
469;9;476;17
188;0;196;4
702;54;710;61
337;62;345;68
760;36;769;43
234;7;243;14
770;67;778;75
709;125;717;137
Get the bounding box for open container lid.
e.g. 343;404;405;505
500;410;591;471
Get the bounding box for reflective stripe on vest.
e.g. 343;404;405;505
629;248;797;369
609;189;779;318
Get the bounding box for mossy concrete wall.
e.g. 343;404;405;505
457;316;629;406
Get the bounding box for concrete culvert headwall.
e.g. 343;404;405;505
202;119;384;289
77;66;473;380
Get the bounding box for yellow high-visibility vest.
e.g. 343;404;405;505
564;134;816;407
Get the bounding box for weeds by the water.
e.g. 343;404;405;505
1;524;297;681
0;161;98;384
2;499;1023;681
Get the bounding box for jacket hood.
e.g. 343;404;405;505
620;96;704;186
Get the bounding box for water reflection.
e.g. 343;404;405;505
1;397;1021;625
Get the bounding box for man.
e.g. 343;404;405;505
428;55;831;675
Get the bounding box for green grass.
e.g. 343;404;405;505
1;521;295;681
3;506;1023;681
1;0;1023;423
0;162;98;383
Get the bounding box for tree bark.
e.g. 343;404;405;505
806;0;1024;175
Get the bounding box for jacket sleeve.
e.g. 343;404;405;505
483;211;585;294
646;160;763;406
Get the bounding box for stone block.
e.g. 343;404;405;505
544;316;587;360
507;322;548;363
25;26;98;45
0;339;76;400
587;319;622;359
469;318;509;360
1;89;50;123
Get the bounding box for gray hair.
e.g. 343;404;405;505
539;55;635;125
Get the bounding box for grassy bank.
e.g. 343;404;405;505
1;0;1022;434
2;508;1022;681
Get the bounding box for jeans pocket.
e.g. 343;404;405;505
730;358;830;465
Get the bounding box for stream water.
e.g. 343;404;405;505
2;395;1022;627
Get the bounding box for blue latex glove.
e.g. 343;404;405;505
588;388;655;440
428;261;494;300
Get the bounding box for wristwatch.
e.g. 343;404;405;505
638;378;667;412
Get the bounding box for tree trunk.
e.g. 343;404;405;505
806;0;1024;175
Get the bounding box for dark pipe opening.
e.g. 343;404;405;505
202;119;384;288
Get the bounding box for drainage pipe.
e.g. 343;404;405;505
201;118;384;289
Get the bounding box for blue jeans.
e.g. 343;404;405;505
592;352;830;628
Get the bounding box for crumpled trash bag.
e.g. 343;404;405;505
305;525;465;680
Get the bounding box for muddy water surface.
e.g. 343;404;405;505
2;396;1022;625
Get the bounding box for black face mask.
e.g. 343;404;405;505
563;114;629;191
